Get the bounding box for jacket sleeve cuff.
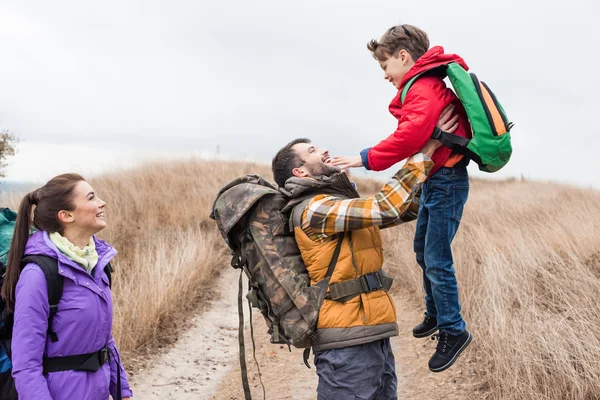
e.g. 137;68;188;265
360;148;372;171
407;153;435;178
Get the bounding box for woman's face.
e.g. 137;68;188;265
64;180;107;235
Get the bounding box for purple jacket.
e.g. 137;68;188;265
11;231;133;400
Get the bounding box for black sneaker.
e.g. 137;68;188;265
428;330;472;373
412;313;439;338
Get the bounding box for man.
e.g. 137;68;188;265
270;108;457;399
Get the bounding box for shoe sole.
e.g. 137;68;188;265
413;326;439;338
429;331;473;373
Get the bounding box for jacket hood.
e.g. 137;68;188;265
280;172;360;213
399;46;469;91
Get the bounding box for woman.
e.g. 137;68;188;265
1;173;132;400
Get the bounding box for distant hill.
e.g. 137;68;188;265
0;181;37;193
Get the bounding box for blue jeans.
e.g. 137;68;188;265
414;161;469;335
315;339;397;400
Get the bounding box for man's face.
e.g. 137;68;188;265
291;142;340;179
379;50;414;90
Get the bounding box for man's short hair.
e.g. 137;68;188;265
367;24;430;62
272;138;311;187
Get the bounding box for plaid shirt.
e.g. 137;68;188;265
301;153;434;242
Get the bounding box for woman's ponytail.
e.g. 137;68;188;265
1;191;37;312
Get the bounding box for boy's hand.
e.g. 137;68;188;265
330;155;364;170
437;104;459;133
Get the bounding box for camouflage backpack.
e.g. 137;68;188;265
209;175;343;399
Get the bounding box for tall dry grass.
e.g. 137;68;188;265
382;179;600;399
3;160;600;399
90;159;274;357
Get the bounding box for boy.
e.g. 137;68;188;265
332;24;472;372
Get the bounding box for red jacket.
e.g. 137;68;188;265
360;46;471;174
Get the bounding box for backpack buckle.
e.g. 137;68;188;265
99;347;108;365
360;272;383;293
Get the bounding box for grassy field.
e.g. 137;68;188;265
380;178;600;399
3;160;600;399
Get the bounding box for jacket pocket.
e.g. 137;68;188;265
451;185;469;222
362;291;396;326
318;297;362;329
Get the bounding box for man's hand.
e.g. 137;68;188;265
421;104;460;158
330;155;364;170
437;104;459;132
421;139;442;158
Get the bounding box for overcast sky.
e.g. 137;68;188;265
0;0;598;188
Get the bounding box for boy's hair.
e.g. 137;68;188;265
272;138;311;188
368;24;430;62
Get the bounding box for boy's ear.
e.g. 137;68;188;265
399;49;413;65
292;167;309;179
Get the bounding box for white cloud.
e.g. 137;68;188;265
0;0;598;188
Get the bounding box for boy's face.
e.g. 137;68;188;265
379;50;414;90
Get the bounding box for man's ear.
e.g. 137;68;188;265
292;166;309;178
58;210;75;224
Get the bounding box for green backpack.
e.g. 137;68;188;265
401;62;514;173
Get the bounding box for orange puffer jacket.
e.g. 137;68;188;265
295;223;398;352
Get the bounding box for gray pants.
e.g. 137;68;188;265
314;338;397;400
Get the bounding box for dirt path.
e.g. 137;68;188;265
130;267;242;399
131;269;483;399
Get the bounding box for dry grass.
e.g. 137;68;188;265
3;160;600;399
381;179;600;399
89;159;273;358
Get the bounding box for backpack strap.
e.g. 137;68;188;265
302;233;345;368
237;269;252;400
325;233;345;280
288;192;353;233
400;74;421;105
400;64;454;105
431;128;482;166
289;198;313;232
104;262;113;288
43;346;108;373
327;269;393;302
21;255;63;343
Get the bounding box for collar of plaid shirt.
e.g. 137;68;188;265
281;172;360;212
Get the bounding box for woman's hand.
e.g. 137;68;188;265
330;155;364;170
